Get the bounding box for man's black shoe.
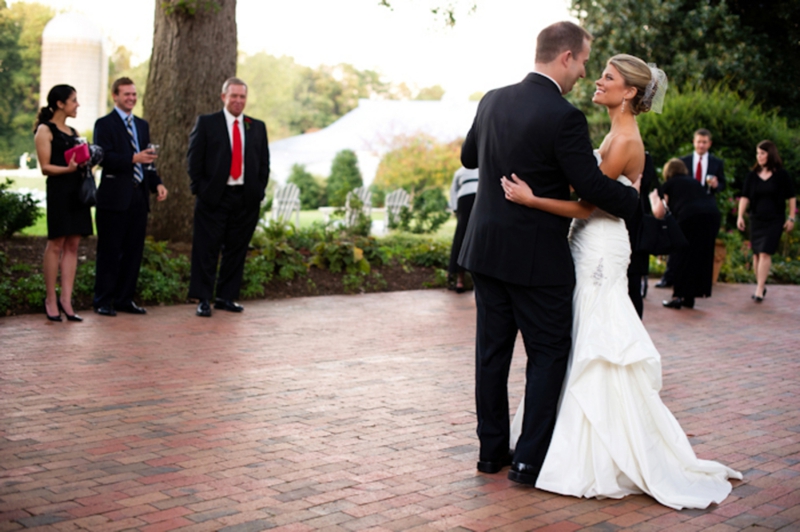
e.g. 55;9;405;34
477;452;513;474
94;305;117;317
196;299;212;317
214;299;244;312
116;301;147;314
508;462;538;486
654;279;672;289
662;298;682;309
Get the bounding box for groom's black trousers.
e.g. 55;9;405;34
472;272;573;478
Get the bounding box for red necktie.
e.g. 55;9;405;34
230;119;242;180
695;160;702;183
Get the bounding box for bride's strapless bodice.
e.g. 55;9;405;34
568;151;634;289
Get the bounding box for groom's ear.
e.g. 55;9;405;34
559;49;573;68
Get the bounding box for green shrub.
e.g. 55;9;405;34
287;163;326;209
0;179;40;238
0;222;467;316
309;240;370;275
397;188;450;234
326;149;363;206
378;232;450;268
636;85;800;193
136;239;190;303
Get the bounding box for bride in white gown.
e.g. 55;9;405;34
500;54;741;510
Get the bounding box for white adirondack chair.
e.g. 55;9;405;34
384;189;410;229
271;182;301;225
345;186;372;228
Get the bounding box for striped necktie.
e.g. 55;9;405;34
126;115;143;183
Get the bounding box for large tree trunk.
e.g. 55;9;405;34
144;0;237;242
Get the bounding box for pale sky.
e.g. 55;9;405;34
13;0;573;100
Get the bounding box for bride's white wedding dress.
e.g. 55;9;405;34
510;153;741;510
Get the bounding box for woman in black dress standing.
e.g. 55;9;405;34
34;85;93;322
650;158;721;309
737;140;797;302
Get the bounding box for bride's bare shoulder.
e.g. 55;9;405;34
599;133;644;180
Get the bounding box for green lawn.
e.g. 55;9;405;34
20;209;48;236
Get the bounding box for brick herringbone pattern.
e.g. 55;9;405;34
1;282;798;531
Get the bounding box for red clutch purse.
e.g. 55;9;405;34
64;143;90;165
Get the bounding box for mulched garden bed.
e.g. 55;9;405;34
1;236;446;317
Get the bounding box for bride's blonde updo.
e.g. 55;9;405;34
608;54;654;115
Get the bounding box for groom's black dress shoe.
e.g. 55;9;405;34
477;452;513;474
196;299;212;317
214;298;244;312
662;298;682;309
508;462;539;486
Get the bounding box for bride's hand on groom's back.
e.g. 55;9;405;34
501;173;535;207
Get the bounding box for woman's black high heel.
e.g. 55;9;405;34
753;287;767;303
44;298;62;322
57;299;83;322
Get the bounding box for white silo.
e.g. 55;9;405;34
40;13;108;136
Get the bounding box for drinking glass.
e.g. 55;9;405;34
146;143;159;171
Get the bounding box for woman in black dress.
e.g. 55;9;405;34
737;140;797;302
650;158;721;309
34;85;93;322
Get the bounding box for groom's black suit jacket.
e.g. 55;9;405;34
459;73;638;287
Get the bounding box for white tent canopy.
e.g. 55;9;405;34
268;99;479;186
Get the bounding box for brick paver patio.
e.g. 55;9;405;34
1;281;799;531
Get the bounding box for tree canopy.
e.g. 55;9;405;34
0;1;54;167
239;54;398;141
373;134;462;196
571;0;800;125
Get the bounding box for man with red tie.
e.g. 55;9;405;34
187;77;270;317
680;128;726;195
656;128;726;289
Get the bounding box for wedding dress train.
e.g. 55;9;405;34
510;166;741;510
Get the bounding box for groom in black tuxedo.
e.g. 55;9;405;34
187;77;270;317
459;21;638;485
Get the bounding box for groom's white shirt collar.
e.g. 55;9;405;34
532;71;562;94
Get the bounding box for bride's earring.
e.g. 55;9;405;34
621;99;627;113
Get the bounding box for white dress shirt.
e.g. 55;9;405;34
223;107;245;186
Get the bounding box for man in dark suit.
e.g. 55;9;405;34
93;77;168;316
187;77;270;317
656;128;726;288
459;21;638;485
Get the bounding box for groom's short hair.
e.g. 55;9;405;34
536;21;593;64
